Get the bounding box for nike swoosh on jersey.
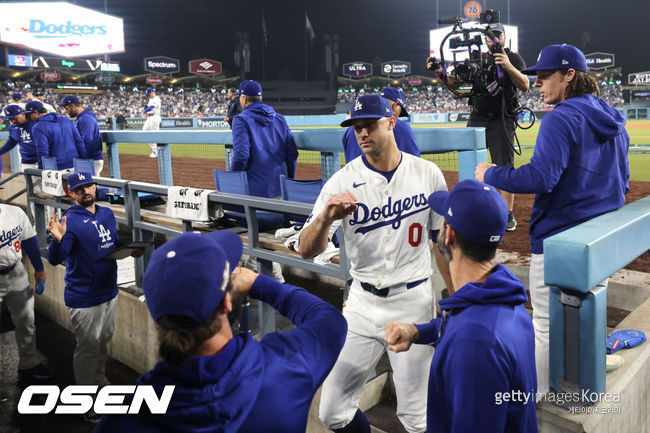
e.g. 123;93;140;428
352;182;366;188
353;206;429;235
83;219;90;223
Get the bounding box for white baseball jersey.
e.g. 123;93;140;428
146;96;162;118
41;101;56;113
304;152;447;288
0;204;36;269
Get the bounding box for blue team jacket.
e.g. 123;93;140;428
342;117;420;162
231;102;299;197
75;109;103;160
94;274;347;433
46;204;121;308
485;95;630;253
416;265;537;433
0;121;38;164
32;112;87;169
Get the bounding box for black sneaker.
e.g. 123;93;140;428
507;211;517;232
18;363;55;380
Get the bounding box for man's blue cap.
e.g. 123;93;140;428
33;89;44;97
61;95;81;106
145;87;155;95
235;80;263;97
379;87;408;117
341;94;394;127
1;104;23;120
67;172;95;190
143;230;243;326
23;100;44;114
522;44;588;75
11;92;21;101
428;179;507;246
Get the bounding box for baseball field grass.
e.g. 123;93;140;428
112;119;650;182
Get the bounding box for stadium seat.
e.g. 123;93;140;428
279;175;324;224
73;158;96;175
213;169;287;230
41;157;57;170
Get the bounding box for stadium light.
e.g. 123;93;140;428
12;72;21;77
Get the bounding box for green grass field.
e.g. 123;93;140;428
111;119;650;182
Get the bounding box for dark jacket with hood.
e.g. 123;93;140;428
415;264;537;433
231;102;299;198
94;274;347;433
485;95;630;253
75;109;103;160
32;112;87;169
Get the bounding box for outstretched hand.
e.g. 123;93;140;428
48;215;67;242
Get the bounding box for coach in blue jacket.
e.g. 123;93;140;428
342;87;420;163
95;229;347;433
0;104;39;170
62;95;104;175
231;80;299;198
476;44;630;396
26;100;86;169
47;172;124;423
385;180;537;433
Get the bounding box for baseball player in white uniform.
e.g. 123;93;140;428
299;95;448;433
143;87;161;158
0;204;54;380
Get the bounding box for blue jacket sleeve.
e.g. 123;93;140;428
230;116;250;172
440;339;512;433
46;232;75;266
22;236;44;272
144;105;154;113
71;121;87;158
76;116;95;154
415;318;443;345
285;129;298;179
484;113;571;194
0;136;18;155
31;125;49;167
251;274;347;388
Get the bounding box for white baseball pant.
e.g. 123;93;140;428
143;116;161;156
319;278;435;433
69;296;118;385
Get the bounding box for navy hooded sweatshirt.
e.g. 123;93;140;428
46;204;122;308
94;274;347;433
485;95;629;253
0;121;38;165
32;112;87;169
342;117;421;163
231;102;299;198
75;109;103;161
415;265;537;433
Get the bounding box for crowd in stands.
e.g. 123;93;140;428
338;81;626;113
1;77;625;119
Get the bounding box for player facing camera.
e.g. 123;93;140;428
426;9;531;232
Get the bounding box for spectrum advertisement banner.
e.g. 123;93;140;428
0;2;125;57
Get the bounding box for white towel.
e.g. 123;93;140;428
41;170;67;196
166;186;223;221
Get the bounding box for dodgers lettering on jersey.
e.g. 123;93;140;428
303;153;447;288
0;205;36;268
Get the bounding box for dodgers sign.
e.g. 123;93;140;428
0;2;125;57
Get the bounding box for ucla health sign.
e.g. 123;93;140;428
0;2;125;57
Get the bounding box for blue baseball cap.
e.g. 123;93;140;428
23;100;44;114
341;94;394;127
428;179;508;246
33;89;44;97
67;172;95;190
235;80;263;97
1;104;23;120
143;230;243;326
522;44;588;75
61;95;81;105
145;87;155;95
11;92;21;100
379;87;409;117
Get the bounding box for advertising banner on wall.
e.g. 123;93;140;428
0;2;125;57
447;112;471;122
381;60;411;77
160;118;193;128
188;59;222;76
196;117;229;128
585;52;615;71
342;62;373;78
411;112;448;123
144;56;180;74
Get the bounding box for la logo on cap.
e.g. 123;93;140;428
78;174;85;180
354;100;362;111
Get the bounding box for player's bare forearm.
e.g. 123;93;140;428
298;213;333;259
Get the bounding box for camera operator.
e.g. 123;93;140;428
428;22;529;231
